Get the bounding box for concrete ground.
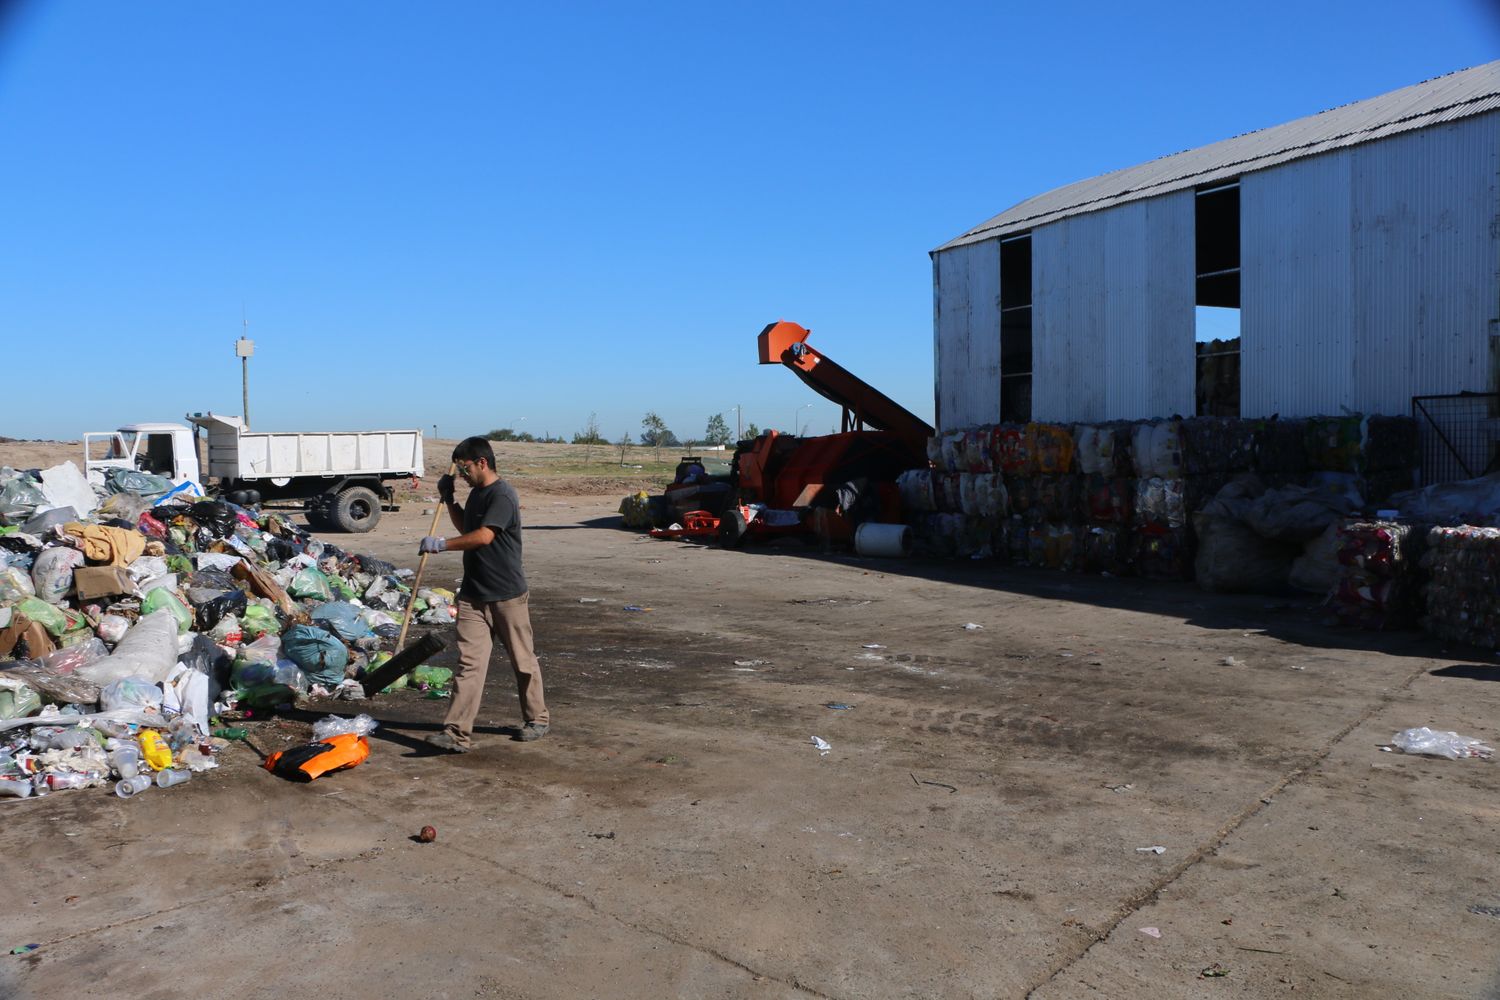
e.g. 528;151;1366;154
4;490;1500;1000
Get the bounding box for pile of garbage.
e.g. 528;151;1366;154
0;461;453;800
901;414;1418;582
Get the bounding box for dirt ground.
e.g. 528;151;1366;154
4;444;1500;999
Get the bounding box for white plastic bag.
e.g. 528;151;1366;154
1390;727;1494;760
100;675;164;712
311;713;378;741
76;610;180;685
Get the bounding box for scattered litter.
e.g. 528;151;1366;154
1135;846;1166;855
733;659;767;667
578;597;604;604
824;702;855;711
1289;665;1305;670
1388;727;1494;760
1221;656;1243;666
588;830;616;840
1138;927;1161;939
623;605;653;613
1104;783;1134;793
1060;652;1074;658
1468;904;1500;918
1200;964;1229;979
9;944;39;955
810;736;831;756
861;643;885;649
962;623;984;631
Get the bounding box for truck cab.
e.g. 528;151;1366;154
83;423;201;483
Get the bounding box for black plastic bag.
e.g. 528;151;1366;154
195;588;248;631
356;554;396;576
190;500;239;539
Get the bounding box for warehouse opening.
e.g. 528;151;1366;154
1195;181;1240;416
999;232;1033;422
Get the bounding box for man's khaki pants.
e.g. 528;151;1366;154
443;593;548;745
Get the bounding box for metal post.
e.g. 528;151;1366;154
235;336;255;430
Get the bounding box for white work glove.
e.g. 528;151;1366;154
418;536;447;554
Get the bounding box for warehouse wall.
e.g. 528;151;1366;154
1241;111;1500;417
932;239;1001;429
1031;193;1195;423
933;111;1500;430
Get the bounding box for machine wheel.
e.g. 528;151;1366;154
717;508;749;549
331;486;382;533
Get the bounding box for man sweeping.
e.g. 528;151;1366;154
418;436;549;751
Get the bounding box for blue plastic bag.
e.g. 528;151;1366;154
280;624;349;687
310;601;374;643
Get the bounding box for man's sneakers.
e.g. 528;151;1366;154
517;722;550;742
424;731;471;753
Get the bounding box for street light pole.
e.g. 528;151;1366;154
235;335;255;429
794;403;813;436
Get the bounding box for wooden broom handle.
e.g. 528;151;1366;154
395;462;456;652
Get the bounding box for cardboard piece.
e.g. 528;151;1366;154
0;616;57;661
231;560;296;616
73;565;137;601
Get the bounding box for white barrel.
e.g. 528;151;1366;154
854;522;912;557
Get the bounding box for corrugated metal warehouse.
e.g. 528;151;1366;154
932;61;1500;435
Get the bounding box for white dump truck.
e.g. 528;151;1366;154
82;413;424;532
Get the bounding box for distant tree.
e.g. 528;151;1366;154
486;428;516;442
704;413;731;447
617;431;633;465
640;412;668;446
573;412;604;461
744;422;760;440
641;412;677;461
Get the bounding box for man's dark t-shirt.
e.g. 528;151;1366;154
460;480;527;603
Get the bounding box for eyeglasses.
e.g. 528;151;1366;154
455;462;474;474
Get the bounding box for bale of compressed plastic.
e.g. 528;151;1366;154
1362;416;1419;473
1134;478;1187;529
1031;424;1075;475
994;425;1036;475
1306;416;1363;473
1181;417;1254;476
1131;420;1184;480
1078;524;1131;575
1251;418;1309;478
1033;475;1079;522
1081;475;1133;524
896;469;936;514
961;427;994;472
1133;523;1194;580
1422;526;1497;644
1332;520;1425;630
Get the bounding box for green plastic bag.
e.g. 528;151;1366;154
328;574;358;601
240;604;278;640
0;679;41;720
141;588;193;634
410;665;453;689
288;567;333;601
15;597;68;638
165;554;194;577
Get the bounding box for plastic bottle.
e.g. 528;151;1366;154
155;768;191;789
138;730;173;771
46;771;100;791
115;773;152;798
212;727;248;741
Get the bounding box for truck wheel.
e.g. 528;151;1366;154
718;508;748;549
331;486;382;533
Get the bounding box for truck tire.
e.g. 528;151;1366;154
331;486;382;533
718;507;749;549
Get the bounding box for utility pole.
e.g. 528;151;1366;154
235;313;254;429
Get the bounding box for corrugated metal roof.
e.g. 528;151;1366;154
936;61;1500;252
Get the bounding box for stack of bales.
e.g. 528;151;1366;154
901;414;1420;582
1331;520;1427;629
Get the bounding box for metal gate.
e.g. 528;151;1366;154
1412;392;1500;485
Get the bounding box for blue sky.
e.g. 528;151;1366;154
2;2;1496;444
